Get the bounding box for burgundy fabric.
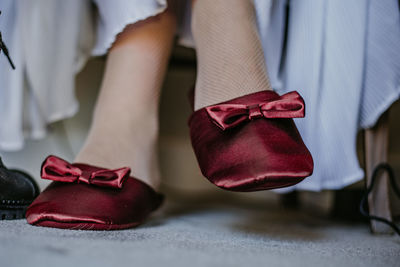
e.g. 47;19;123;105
206;91;305;130
26;157;163;230
41;155;130;189
189;90;313;192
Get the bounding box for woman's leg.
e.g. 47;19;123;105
75;9;177;189
191;0;272;110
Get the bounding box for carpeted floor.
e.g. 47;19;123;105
0;197;399;267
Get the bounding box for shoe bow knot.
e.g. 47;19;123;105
41;155;130;189
205;91;305;130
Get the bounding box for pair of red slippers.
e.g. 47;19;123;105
26;90;313;230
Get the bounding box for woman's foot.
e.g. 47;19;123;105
26;10;177;230
189;0;313;191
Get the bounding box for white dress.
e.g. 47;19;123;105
0;0;399;191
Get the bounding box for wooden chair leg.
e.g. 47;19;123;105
364;111;393;234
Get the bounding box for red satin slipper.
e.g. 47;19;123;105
26;155;163;230
189;90;313;192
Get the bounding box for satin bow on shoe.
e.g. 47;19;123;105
27;155;164;230
41;155;131;189
205;91;305;130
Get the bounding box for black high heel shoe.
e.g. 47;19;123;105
0;157;40;220
360;163;400;235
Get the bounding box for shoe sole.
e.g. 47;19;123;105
1;199;32;220
0;207;27;220
31;220;141;230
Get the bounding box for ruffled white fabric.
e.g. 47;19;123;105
92;0;167;56
1;0;399;191
0;0;94;150
0;0;167;150
266;0;400;191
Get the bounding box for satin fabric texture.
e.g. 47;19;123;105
189;90;314;192
26;156;164;230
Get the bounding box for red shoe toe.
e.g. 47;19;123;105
189;90;314;192
26;155;163;230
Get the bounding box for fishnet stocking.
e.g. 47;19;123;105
192;0;272;110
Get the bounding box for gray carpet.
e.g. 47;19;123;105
1;198;399;267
